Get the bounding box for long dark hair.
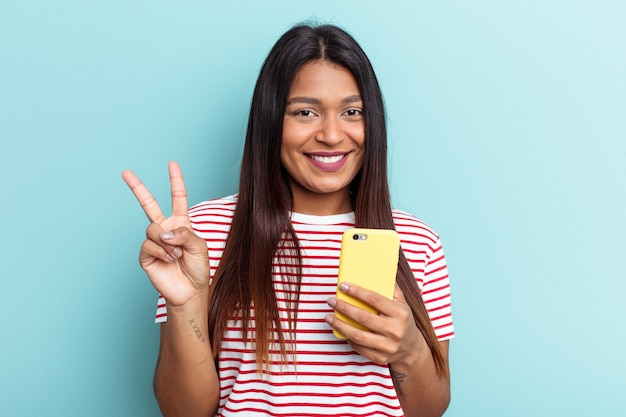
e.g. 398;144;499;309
208;23;448;379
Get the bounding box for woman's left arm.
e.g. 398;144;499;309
326;283;450;417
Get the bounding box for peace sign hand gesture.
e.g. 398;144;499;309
122;161;211;308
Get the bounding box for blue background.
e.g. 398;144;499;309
2;1;625;416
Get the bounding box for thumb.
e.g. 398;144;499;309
393;283;407;303
160;226;206;255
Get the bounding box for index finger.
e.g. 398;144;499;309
338;281;398;316
168;161;189;217
121;169;166;224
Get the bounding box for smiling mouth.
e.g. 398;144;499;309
308;154;346;164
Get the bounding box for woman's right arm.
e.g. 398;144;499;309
122;162;220;416
155;297;219;416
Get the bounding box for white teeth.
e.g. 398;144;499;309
310;154;345;164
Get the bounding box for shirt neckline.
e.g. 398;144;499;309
289;211;355;225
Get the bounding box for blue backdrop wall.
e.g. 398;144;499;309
2;1;625;416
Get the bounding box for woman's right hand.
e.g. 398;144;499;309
122;161;211;308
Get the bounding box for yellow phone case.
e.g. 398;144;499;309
333;228;400;339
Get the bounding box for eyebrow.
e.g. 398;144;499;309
286;95;362;105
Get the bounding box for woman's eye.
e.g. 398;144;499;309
295;110;316;117
345;109;363;117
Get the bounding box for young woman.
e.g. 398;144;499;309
123;24;454;417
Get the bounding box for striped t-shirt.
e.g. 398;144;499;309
156;195;454;416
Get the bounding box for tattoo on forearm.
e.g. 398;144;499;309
391;370;408;399
188;319;206;343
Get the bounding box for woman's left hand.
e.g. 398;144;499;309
326;283;424;366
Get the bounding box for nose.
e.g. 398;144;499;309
315;115;344;145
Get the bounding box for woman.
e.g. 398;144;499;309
123;23;454;417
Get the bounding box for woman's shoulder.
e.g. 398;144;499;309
188;194;238;223
189;194;237;210
391;208;440;246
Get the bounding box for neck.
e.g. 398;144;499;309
290;187;352;215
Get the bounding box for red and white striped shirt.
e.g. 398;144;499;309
156;195;454;416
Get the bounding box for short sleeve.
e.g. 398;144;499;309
155;294;167;324
422;237;455;340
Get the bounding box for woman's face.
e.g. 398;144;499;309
281;60;365;214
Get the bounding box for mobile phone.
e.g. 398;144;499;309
333;228;400;339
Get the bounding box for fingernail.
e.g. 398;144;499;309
165;254;174;262
162;231;174;240
339;283;350;292
172;247;182;258
325;314;334;324
327;297;337;307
